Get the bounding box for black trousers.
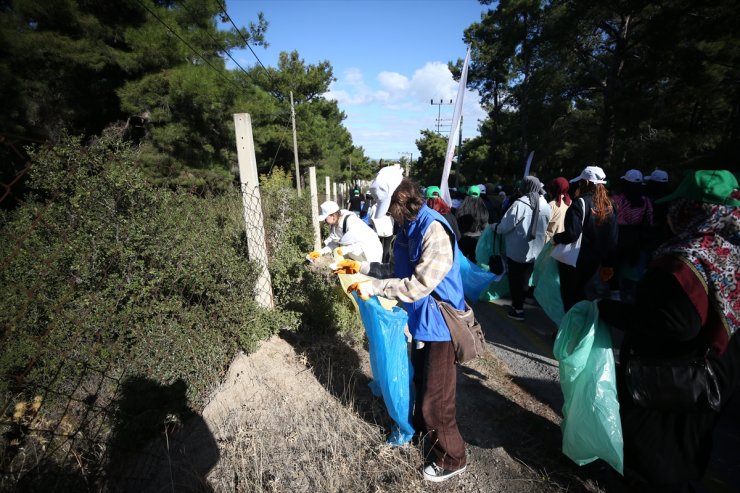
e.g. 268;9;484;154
507;258;534;310
558;260;599;312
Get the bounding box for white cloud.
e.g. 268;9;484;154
324;62;488;159
377;71;410;92
408;62;458;102
344;67;364;86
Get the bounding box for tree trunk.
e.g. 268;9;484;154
598;14;631;170
520;13;531;168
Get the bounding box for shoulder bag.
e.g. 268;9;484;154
432;293;486;364
625;349;721;412
489;224;506;275
551;198;585;267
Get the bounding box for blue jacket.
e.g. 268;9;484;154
394;205;466;341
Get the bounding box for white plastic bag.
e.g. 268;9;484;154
551;198;584;267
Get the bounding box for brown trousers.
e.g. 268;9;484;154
412;340;466;470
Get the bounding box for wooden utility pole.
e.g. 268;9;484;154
290;91;301;196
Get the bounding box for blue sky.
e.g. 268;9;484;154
224;0;490;160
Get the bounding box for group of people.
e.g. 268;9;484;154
306;164;739;489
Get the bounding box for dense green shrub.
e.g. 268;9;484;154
259;169;362;340
0;135;288;409
0;136;362;487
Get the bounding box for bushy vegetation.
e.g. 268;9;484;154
0;136;268;485
0;135;362;487
259;168;362;341
0;134;283;405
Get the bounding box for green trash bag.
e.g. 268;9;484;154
554;300;624;475
533;242;565;325
475;225;495;266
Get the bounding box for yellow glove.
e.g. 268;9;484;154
599;267;614;282
334;247;344;256
333;259;361;275
308;251;321;260
347;280;374;300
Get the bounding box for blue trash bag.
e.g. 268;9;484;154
480;273;510;301
458;250;498;301
353;292;415;445
533;242;565;325
554;300;624;474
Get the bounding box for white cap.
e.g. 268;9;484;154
478;184;487;195
369;165;404;219
570;165;607;184
645;169;669;183
621;169;643;183
318;200;340;221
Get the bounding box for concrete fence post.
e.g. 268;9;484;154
308;167;321;250
233;113;274;309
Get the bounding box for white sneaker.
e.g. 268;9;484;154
422;462;467;482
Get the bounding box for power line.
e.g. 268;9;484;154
214;0;277;89
138;0;296;170
267;115;296;175
175;0;261;88
134;0;246;93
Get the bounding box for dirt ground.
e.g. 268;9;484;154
193;332;613;492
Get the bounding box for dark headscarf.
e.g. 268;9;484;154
521;176;543;241
547;177;572;207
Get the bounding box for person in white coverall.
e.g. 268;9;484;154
308;200;383;263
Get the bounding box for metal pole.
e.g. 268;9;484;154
290;91;301;196
430;99;453;135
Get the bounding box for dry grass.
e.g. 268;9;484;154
206;371;424;492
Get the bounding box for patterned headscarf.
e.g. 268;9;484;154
655;191;740;342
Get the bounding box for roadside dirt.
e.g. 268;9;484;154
195;331;611;492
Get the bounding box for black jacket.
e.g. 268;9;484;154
552;194;618;268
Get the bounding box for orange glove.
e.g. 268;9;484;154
333;259;361;275
308;251;321;260
334;247;344;256
599;267;614;282
347;280;374;300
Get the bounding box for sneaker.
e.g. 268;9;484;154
507;306;525;321
423;462;467;482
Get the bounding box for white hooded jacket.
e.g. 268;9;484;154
322;210;383;262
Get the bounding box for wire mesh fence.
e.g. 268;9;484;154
238;182;274;309
0;133;283;491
